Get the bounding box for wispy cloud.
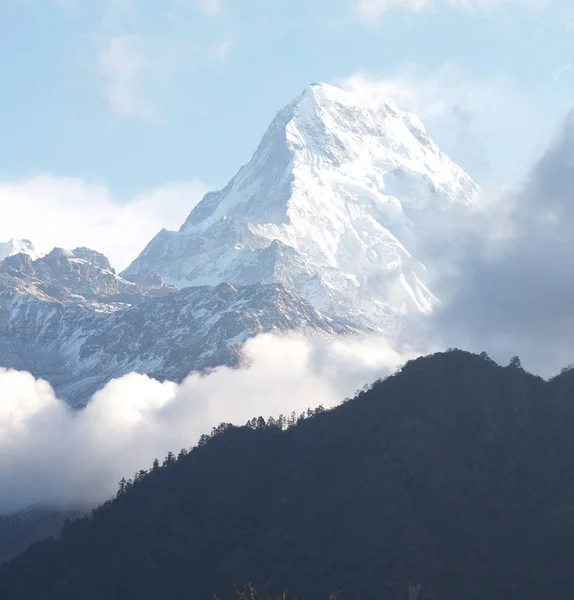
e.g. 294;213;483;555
553;64;572;83
53;0;80;8
355;0;553;20
356;0;430;17
98;34;154;120
338;65;542;184
58;0;230;119
192;0;224;15
95;27;200;121
211;37;234;60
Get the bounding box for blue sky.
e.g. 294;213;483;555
0;0;573;267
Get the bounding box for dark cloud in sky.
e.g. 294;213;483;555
431;111;574;374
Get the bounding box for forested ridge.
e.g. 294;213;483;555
2;350;574;599
0;508;81;566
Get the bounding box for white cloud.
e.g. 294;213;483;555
53;0;80;8
98;34;156;120
356;0;430;17
553;64;572;82
0;175;210;271
187;0;224;15
211;37;234;60
0;333;419;515
59;1;229;119
341;65;526;121
339;66;545;184
95;28;232;120
355;0;553;19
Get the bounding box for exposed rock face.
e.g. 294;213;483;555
0;249;356;405
0;247;176;305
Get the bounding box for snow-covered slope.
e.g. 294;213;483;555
0;83;480;404
0;249;356;405
0;247;175;308
123;82;480;330
0;239;42;262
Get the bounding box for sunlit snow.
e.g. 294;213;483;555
124;83;480;330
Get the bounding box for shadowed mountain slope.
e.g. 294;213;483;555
1;350;574;599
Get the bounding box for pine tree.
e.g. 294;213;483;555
509;355;522;369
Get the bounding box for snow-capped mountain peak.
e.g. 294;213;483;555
123;82;480;330
0;82;482;406
181;82;476;231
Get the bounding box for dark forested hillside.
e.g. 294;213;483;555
0;508;81;565
2;350;574;600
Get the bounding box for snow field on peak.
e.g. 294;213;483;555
123;83;480;331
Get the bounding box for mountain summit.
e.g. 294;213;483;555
0;84;480;404
123;82;480;330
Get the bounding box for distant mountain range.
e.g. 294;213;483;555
0;247;353;405
0;83;479;405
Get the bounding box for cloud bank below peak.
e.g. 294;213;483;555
0;333;418;515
